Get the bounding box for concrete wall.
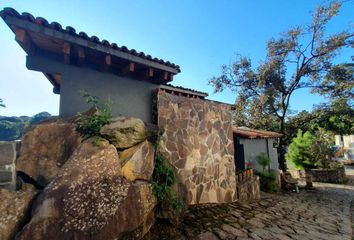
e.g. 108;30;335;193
239;138;279;172
0;141;20;190
27;55;158;123
156;90;237;205
335;134;354;149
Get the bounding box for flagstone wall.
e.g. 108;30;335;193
156;90;237;205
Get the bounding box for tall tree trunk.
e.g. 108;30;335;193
278;116;287;171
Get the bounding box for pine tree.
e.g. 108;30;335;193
286;130;315;169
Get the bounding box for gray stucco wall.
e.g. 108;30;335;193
239;138;279;172
26;55;158;123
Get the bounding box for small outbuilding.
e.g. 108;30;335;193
233;126;282;172
0;8;182;123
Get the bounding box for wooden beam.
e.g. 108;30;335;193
77;47;85;65
5;17;180;74
163;71;169;81
63;42;71;64
148;68;154;78
139;68;154;80
15;29;36;55
122;62;135;75
105;55;112;65
104;55;112;71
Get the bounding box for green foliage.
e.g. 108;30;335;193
30;111;52;125
255;153;278;192
286;130;315;170
76;90;112;140
0;113;51;141
209;0;353;170
313;64;354;100
256;153;271;172
256;170;278;193
286;129;340;170
286;98;353;147
310;129;336;169
152;130;185;212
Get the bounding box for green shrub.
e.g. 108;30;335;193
310;129;335;169
152;130;185;212
256;170;278;193
76;90;112;140
256;153;271;172
286;129;339;170
286;129;315;169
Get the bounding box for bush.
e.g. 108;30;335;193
152;130;185;213
310;129;335;169
256;170;278;193
256;153;271;172
76;90;112;140
286;129;339;170
286;130;315;169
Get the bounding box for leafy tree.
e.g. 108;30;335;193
313;64;354;100
286;98;353;145
209;1;353;170
30;112;52;125
286;130;315;169
312;98;353;135
0;112;52;141
310;129;335;169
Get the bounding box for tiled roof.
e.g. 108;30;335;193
0;7;180;73
160;84;209;98
233;126;282;139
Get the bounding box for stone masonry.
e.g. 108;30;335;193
0;141;20;190
156;90;237;205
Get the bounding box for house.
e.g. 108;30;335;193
0;7;181;123
1;7;244;205
334;134;354;161
233;126;282;172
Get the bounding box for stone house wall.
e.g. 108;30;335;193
310;168;346;183
156;90;237;205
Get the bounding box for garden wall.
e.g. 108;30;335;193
310;168;346;183
156;90;237;205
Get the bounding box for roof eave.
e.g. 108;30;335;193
2;15;180;75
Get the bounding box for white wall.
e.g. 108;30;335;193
335;135;354;149
239;138;279;172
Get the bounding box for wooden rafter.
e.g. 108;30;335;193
15;28;36;55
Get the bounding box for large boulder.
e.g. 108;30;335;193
100;117;148;149
0;185;37;240
16;119;81;186
16;138;156;240
120;140;155;181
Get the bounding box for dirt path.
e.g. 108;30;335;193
149;171;354;240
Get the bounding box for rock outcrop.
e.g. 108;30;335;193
16;138;156;240
0;185;37;240
100;117;148;149
120;140;155;181
16;119;81;186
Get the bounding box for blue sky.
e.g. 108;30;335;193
0;0;353;116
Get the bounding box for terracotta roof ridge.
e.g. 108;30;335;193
161;84;208;97
233;125;283;139
0;7;180;73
